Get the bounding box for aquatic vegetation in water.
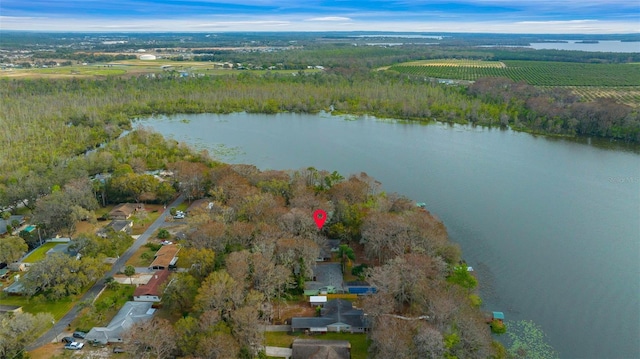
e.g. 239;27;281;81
506;320;558;359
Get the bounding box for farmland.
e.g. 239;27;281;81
387;60;640;87
561;86;640;107
0;59;321;79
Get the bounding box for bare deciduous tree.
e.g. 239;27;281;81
123;318;176;359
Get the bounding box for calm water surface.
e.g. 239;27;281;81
529;40;640;53
137;113;640;358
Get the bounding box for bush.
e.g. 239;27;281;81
169;207;177;216
490;320;507;334
469;294;482;307
157;228;170;239
446;266;477;289
145;242;162;251
351;264;369;280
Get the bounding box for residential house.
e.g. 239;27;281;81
108;203;142;220
3;279;26;295
84;301;155;344
97;220;133;237
46;243;80;260
292;339;350;359
0;215;25;235
7;262;26;272
133;270;170;302
291;299;369;334
149;244;180;270
317;239;340;262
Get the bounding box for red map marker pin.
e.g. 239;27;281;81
313;209;327;229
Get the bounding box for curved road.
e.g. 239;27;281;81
26;195;185;351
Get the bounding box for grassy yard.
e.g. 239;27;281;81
0;293;76;321
22;242;59;263
264;332;369;359
125;245;156;267
130;205;164;235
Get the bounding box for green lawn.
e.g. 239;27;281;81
0;294;75;321
22;242;59;263
125;245;155;267
264;332;369;359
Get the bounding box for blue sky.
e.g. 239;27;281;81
1;1;638;33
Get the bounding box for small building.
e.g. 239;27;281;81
292;339;350;359
109;203;141;220
0;305;23;315
133;270;170;302
84;301;155;344
139;54;157;61
492;311;505;323
309;296;327;307
149;244;180;270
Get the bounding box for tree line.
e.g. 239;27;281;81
1;70;637;201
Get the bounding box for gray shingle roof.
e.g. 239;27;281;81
84;301;155;344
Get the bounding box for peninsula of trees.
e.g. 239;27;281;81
1;130;502;358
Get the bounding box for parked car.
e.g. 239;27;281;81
64;342;84;350
72;331;87;339
112;347;125;353
61;337;74;344
161;240;173;245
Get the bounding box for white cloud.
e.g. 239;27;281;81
0;15;638;33
306;16;352;22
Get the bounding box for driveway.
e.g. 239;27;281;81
26;195;185;351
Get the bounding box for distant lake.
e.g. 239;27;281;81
137;113;640;359
529;40;640;53
479;40;639;53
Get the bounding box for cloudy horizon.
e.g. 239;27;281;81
1;0;638;34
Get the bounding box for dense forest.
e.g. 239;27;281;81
1;70;638;208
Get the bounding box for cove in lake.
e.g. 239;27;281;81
136;112;640;358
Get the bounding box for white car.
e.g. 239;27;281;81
64;342;84;350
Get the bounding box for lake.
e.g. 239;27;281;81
529;40;640;53
137;112;640;358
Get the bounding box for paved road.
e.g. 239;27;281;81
26;195;185;351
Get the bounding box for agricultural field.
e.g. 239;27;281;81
393;59;507;68
0;59;320;79
563;86;640;107
388;59;640;87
